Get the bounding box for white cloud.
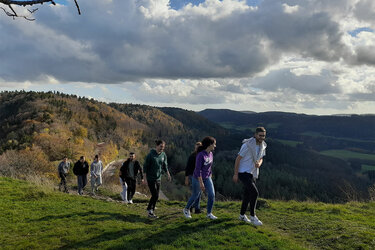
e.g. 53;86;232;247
0;0;375;114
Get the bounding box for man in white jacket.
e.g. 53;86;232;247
90;154;103;195
233;127;267;226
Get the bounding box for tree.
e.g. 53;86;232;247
0;0;80;21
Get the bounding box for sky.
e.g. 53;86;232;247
1;0;375;115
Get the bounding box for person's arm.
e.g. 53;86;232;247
233;155;243;183
143;154;151;184
255;158;263;168
90;163;96;178
137;161;145;183
162;154;171;181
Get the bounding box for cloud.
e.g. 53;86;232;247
0;0;375;114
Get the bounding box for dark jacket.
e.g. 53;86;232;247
73;160;89;176
119;159;143;181
185;152;197;176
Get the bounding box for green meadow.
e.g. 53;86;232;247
1;177;374;249
320;149;375;161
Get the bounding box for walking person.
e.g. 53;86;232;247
233;127;267;226
143;140;171;218
90;155;103;195
73;156;89;195
119;152;144;204
58;157;70;193
183;136;217;220
185;142;202;214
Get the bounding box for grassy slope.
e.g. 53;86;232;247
1;178;375;250
320;150;375;161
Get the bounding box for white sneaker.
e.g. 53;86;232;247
250;215;263;226
183;208;192;219
206;213;217;220
128;200;133;204
239;214;251;223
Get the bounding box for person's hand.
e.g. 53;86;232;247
255;161;261;168
185;177;189;186
167;172;171;182
200;182;205;192
141;179;145;184
233;174;238;183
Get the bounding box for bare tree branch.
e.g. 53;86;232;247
0;0;80;20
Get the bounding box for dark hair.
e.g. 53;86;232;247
255;127;266;134
129;152;135;155
94;154;99;159
155;139;166;146
79;156;84;160
197;136;216;153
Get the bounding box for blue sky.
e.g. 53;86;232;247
1;0;375;115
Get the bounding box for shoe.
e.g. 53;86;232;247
183;208;192;219
195;208;201;214
122;200;128;204
147;209;158;218
128;200;133;204
239;214;251;223
250;215;263;226
206;213;217;220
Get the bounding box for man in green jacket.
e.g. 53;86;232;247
143;140;171;218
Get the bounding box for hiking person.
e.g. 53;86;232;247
143;140;171;218
90;154;103;195
73;156;89;195
183;136;217;220
185;141;203;214
233;127;267;226
57;157;70;193
119;152;144;204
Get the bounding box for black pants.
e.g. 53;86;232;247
147;180;161;211
125;178;137;201
77;175;87;194
59;172;68;192
238;172;259;216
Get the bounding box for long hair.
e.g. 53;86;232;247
197;136;216;153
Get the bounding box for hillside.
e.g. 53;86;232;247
1;177;374;249
0;91;373;203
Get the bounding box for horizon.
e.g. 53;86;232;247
3;89;375;117
1;0;375;115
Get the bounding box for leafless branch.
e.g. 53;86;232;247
0;0;81;20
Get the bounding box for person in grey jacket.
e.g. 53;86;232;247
90;155;103;195
58;157;70;193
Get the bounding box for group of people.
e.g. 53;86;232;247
57;127;267;226
182;126;267;225
57;154;104;195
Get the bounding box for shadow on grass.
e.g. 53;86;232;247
59;228;140;249
28;211;150;224
64;216;237;249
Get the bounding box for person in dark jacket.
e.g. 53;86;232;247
185;142;202;214
143;140;171;218
73;156;89;195
119;152;144;204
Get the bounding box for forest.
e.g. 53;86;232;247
0;91;374;203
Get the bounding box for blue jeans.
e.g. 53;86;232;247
185;177;215;214
189;176;201;210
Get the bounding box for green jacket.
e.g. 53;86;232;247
143;149;168;181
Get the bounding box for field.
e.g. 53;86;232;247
320;150;375;161
1;177;375;249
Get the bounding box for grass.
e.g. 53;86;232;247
362;165;375;173
1;177;375;249
320;150;375;161
276;139;302;147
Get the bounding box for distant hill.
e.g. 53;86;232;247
0;91;373;202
